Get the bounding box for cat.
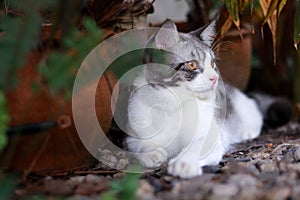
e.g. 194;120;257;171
124;19;291;178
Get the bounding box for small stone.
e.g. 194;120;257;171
228;174;258;188
259;161;279;173
291;185;300;199
293;147;300;161
136;180;155;200
282;150;295;162
238;187;263;200
67;176;85;185
239;161;261;176
85;174;101;183
265;187;291;200
211;184;239;197
279;163;300;173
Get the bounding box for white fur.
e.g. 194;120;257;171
222;87;263;150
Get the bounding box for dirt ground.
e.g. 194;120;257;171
13;121;300;200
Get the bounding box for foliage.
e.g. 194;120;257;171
221;0;300;62
0;91;9;152
100;172;141;200
0;0;55;153
0;0;55;90
39;18;104;97
224;0;240;28
0;173;16;199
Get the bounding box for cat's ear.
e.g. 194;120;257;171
190;20;216;47
155;19;179;49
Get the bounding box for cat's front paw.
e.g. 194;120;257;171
167;157;202;178
137;147;168;169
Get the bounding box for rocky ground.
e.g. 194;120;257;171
13;122;300;200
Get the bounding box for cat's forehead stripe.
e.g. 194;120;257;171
192;48;205;61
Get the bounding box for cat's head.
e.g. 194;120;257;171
145;20;219;99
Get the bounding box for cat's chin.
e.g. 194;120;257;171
190;88;215;100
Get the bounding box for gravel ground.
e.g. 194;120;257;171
14;122;300;200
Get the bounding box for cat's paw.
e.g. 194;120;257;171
242;130;260;140
167;157;202;178
137;147;168;168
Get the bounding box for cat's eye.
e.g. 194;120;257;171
187;61;197;70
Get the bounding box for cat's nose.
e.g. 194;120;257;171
209;76;218;84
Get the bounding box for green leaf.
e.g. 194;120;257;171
295;0;300;49
225;0;240;28
100;172;141;200
0;174;16;200
0;91;9;153
39;18;103;97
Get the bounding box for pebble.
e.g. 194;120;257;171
66;176;85;186
136;180;156;200
259;161;279;173
291;185;300;200
238;187;263;200
85;174;102;183
228;174;258;188
210;183;239;199
265;187;291;200
279;163;300;173
293;146;300;161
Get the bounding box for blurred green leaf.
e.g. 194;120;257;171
0;91;9;152
0;0;56;90
111;173;140;200
295;0;300;48
39;18;103;97
224;0;240;28
0;174;16;200
100;172;140;200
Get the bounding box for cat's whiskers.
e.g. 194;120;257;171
212;40;239;52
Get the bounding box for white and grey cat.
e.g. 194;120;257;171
124;20;290;178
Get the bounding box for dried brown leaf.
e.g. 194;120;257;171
259;0;277;63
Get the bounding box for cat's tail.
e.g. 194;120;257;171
248;92;293;129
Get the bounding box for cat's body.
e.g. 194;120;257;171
125;20;287;178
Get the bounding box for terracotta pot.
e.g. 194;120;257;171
0;50;117;175
216;27;252;91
